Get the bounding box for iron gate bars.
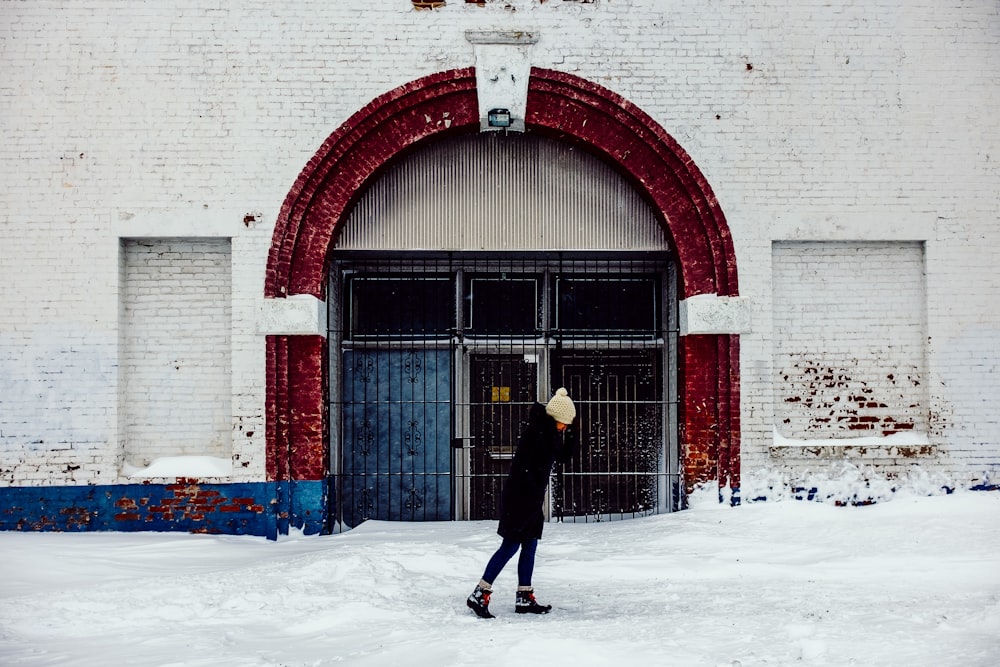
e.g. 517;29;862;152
329;251;679;528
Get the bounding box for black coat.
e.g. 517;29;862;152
497;402;577;542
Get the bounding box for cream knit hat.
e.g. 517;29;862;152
545;388;576;425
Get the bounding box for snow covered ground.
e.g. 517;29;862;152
1;489;998;667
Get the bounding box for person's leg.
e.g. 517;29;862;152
468;538;521;619
515;538;538;588
514;539;551;614
481;538;521;586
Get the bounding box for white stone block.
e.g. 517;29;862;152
466;31;537;133
679;294;753;335
258;295;327;337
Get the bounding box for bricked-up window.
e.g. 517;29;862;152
120;238;232;473
772;241;928;439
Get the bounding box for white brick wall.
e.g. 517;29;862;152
1;0;997;490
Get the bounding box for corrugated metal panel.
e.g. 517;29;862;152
336;133;668;251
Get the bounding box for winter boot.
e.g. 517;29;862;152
515;587;552;614
466;582;495;619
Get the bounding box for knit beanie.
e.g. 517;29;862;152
545;388;576;425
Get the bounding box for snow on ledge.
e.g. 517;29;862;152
124;456;233;479
771;427;931;448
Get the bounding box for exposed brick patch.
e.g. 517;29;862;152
267;335;328;483
768;444;939;461
677;334;741;497
266;335;290;482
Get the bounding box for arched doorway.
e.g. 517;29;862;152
265;68;740;533
330;132;677;527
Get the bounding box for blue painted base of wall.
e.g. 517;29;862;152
0;479;330;540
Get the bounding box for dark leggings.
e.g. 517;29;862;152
482;537;538;587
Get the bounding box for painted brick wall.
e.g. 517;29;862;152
1;0;998;498
120;238;232;470
0;479;327;537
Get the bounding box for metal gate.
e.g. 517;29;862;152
553;350;664;520
330;252;679;528
341;348;452;526
466;354;538;520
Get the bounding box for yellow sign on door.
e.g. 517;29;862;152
490;386;511;402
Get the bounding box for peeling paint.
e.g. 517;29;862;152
1;480;328;538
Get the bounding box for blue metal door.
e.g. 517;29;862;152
342;348;452;527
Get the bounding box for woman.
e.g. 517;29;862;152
466;387;578;618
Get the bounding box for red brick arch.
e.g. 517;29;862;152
265;68;741;519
